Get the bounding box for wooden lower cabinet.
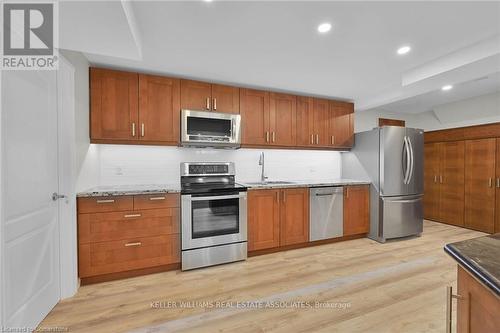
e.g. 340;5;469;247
343;185;370;236
77;194;180;282
456;266;500;333
280;188;309;246
496;138;500;233
465;139;496;233
248;188;309;251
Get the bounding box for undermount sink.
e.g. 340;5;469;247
244;181;296;186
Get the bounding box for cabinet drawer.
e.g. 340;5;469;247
78;208;180;244
78;196;133;213
134;194;180;210
78;234;180;277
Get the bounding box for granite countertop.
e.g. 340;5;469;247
77;184;181;197
238;179;370;189
444;234;500;296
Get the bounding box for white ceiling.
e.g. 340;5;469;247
60;1;500;113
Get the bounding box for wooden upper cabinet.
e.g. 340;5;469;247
296;96;314;147
439;141;465;227
269;93;296;146
280;188;309;246
240;88;270;145
424;143;441;221
211;84;239;114
312;98;329;146
90;68;138;141
180;80;239;113
496;138;500;233
138;74;180;144
180;79;211;111
248;189;280;251
344;185;370;236
465;139;496;233
329;101;354;148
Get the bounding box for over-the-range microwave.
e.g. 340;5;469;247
181;109;241;149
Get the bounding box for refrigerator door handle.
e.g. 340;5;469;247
402;136;411;184
407;136;414;184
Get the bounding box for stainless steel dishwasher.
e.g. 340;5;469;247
310;187;344;241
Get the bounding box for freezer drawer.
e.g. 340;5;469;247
380;194;423;240
310;187;343;241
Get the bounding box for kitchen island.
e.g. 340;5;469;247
444;234;500;332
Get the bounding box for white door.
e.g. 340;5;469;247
1;70;61;329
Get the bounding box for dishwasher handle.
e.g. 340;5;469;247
315;193;335;196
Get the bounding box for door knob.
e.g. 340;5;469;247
52;192;66;201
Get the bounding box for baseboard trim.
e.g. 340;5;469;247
80;263;180;285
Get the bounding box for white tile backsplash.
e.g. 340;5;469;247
76;144;341;191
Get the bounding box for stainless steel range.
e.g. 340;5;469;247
180;162;247;270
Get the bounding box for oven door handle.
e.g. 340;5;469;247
189;193;246;201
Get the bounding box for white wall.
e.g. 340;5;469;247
355;92;500;132
77;145;342;191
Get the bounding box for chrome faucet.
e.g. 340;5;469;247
259;152;268;182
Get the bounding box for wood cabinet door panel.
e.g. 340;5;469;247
139;74;180;143
424;143;441;220
90;68;138;141
280;188;309;246
78;196;134;214
296;96;314;146
497;138;500;233
344;185;370;236
79;234;180;277
180;79;211;111
78;208;180;244
240;89;270;145
329;101;354;148
439;141;465;226
211;84;239;114
465;139;496;233
270;93;296;146
457;266;500;333
312;98;329;146
248;189;280;251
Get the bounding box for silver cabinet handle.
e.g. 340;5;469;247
331;135;335;145
124;214;141;218
497;178;500;188
446;286;464;333
206;97;210;110
132;123;136;137
282;191;286;203
213;98;217;110
489;177;493;187
141;123;145;137
96;199;115;204
440;175;443;184
266;131;270;143
433;175;437;183
125;242;142;247
149;196;166;201
310;134;314;144
315;134;319;145
272;131;275;143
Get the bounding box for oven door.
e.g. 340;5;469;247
182;192;247;250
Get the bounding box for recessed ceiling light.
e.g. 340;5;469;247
317;23;332;33
204;0;213;2
397;46;411;55
442;85;453;91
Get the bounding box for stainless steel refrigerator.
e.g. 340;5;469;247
343;126;424;243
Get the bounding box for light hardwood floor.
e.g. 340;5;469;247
39;221;484;333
